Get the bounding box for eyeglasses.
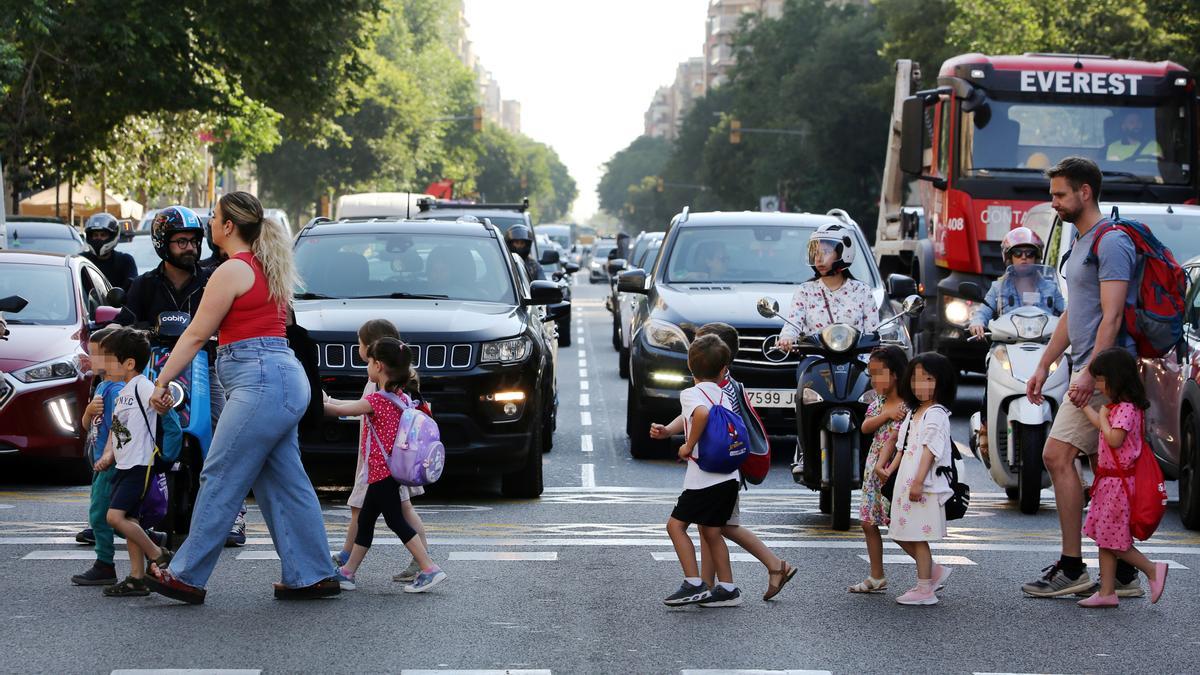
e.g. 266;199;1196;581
1011;249;1039;260
170;238;202;250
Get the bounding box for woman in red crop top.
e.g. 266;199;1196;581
144;191;338;605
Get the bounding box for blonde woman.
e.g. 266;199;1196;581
145;191;337;604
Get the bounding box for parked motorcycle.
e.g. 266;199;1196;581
755;293;924;530
959;265;1067;515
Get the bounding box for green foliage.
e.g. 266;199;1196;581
473;125;577;223
596;135;670;216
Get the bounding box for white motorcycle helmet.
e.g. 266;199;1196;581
807;222;856;276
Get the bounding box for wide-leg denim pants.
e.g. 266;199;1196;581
169;337;333;589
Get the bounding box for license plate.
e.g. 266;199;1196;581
745;389;795;409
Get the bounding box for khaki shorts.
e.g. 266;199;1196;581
1048;370;1108;456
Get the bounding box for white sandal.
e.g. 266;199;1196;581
849;576;888;593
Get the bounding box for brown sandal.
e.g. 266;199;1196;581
763;560;797;601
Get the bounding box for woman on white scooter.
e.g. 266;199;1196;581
968;227;1065;340
776;223;878;351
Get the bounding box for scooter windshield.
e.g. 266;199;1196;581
999;264;1058;312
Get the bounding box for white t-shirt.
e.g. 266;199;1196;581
109;374;158;470
680;381;740;490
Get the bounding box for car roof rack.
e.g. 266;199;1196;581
678;206;690;224
416;197;529;213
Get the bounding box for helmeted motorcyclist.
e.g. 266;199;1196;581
777;222;878;350
82;213;138;291
505;223;544;282
115;207;209;328
968;227;1065;340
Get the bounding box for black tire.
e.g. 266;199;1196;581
1005;486;1019;500
611;318;621;351
502;416;544;498
557;318;571;347
830;433;853;531
1180;411;1200;529
618;346;630;379
1017;423;1045;515
819;487;832;514
628;380;669;459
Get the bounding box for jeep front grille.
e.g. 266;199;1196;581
316;343;475;371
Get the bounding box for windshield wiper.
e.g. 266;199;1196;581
967;167;1046;175
355;292;450;300
294;292;338;300
1100;170;1153;184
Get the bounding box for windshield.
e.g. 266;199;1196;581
294;232;516;304
592;242;616;259
962;98;1192;185
124;235;160;272
6;236;85;255
539;226;571;249
636;242;662;270
0;264;76;325
1132;212;1200;265
664;225;876;284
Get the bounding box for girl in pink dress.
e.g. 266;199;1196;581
1077;348;1169;608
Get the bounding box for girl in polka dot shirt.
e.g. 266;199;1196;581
322;337;447;594
1077;348;1168;608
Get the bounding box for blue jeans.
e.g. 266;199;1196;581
169;337;333;589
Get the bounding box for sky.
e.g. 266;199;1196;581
462;0;710;222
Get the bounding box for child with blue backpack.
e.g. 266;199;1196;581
323;337;446;594
663;334;742;608
70;326;123;587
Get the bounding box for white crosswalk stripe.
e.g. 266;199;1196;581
448;552;558;561
113;670;262;675
858;554;977;566
681;670;832;675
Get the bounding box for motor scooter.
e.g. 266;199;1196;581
959;265;1068;514
756;293;924;531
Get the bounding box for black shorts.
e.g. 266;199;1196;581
670;479;739;527
108;467;149;516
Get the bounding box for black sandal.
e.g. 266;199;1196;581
273;578;342;600
103;576;150;598
150;547;174;572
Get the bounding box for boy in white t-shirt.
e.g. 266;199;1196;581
93;328;173;597
663;334;742;607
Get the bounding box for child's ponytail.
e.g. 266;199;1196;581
368;337;414;394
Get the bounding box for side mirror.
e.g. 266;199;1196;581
93;306;121;326
539;248;560;265
563;261;580;275
525;279;564;306
544;301;571;323
607;258;627;275
607;248;619;260
617;269;648;294
887;273;918;299
0;294;28;313
104;287;126;308
900;96;926;177
902;295;925;316
756;297;780;318
957;281;985;303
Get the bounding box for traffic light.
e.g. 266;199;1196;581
729;119;741;144
520;174;528;190
656;176;664;192
473;106;483;132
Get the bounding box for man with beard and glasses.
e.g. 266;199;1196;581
1021;156;1142;599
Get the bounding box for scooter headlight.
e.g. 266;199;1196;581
1011;314;1048;340
819;324;859;353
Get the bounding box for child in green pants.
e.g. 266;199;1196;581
71;327;123;586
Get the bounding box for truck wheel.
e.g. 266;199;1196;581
618;346;630;379
1018;423;1045;515
819;487;831;514
628;381;668;459
830;433;853;531
1005;487;1019;500
1179;411;1200;530
502;417;544;498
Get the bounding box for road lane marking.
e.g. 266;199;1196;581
859;554;977;566
113;671;262;675
448;551;558;561
581;464;596;488
578;368;587;378
581;411;592;426
580;380;589;390
682;670;831;675
1084;558;1188;570
580;394;590;407
578;360;587;369
402;671;551;675
25;550;129;560
652;552;760;563
237;550;281;560
581;434;593;453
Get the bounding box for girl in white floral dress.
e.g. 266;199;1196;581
885;353;957;606
850;345;909;594
776;223;878;351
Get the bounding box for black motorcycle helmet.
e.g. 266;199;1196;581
151;206;204;268
83;213;120;257
505;223;534;258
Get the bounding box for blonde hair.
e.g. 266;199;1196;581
219;191;299;302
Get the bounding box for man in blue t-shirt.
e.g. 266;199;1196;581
1023;156;1141;599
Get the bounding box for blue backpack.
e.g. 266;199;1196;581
695;388;750;473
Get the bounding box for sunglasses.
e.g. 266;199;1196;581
1011;249;1039;260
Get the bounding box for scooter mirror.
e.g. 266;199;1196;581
902;295;925;316
957;281;985;303
756;297;779;318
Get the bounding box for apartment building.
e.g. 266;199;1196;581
703;0;784;90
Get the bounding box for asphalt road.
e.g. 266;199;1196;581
2;281;1199;674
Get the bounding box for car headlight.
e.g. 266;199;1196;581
944;298;970;326
13;354;82;383
1011;314;1048;340
481;337;531;363
645;319;690;352
819;324;859;353
802;386;824;405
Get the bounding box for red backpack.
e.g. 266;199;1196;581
730;380;771;484
1099;435;1168;541
1086;207;1187;358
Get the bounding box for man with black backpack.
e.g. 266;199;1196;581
1023;156;1144;598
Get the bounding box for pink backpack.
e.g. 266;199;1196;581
368;391;445;487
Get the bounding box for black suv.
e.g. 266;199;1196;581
619;210;909;458
292;217;565;496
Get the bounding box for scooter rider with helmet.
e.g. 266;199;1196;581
505;223;545;282
82;213;138;291
777;222;878;351
968;227;1065;340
